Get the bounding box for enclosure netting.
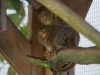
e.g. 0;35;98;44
0;0;100;75
75;0;100;75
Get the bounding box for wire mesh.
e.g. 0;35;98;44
0;60;10;75
75;0;100;75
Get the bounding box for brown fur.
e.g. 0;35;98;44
37;6;80;72
37;25;80;72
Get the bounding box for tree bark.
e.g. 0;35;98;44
27;46;100;73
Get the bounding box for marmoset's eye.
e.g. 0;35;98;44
42;12;45;15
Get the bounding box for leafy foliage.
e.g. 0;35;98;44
7;0;22;13
7;0;27;38
20;25;28;38
0;55;4;63
7;0;25;27
7;66;16;75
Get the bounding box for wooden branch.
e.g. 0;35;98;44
31;7;45;75
0;0;7;30
26;0;41;9
36;0;100;49
0;17;31;75
27;46;100;72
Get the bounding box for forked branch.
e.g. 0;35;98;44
27;46;100;72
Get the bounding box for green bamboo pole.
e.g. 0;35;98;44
36;0;100;48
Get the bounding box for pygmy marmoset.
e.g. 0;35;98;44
37;6;68;26
37;6;80;72
38;25;80;56
37;25;80;72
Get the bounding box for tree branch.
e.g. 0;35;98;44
50;46;100;64
36;0;100;49
27;55;50;69
27;46;100;72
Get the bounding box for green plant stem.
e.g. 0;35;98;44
27;55;50;69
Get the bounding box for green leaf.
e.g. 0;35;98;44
7;0;27;38
7;66;16;75
7;0;23;13
7;0;15;9
8;14;23;26
7;0;25;26
20;25;28;38
0;55;4;63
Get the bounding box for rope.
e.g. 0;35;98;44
0;0;7;30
